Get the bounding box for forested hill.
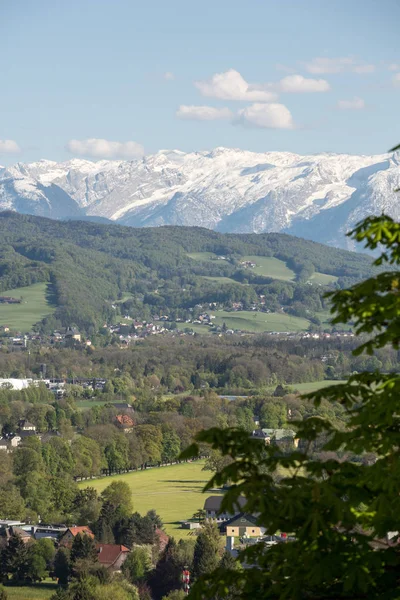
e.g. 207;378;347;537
0;212;374;333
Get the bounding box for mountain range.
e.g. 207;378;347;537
1;147;399;250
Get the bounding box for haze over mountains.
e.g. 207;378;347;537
1;147;399;250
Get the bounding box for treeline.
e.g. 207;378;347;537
0;212;376;333
1;335;399;392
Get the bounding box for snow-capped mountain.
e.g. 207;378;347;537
1;147;400;250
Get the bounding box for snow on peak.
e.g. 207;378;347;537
0;147;399;249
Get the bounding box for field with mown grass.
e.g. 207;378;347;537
78;461;213;539
4;580;57;600
0;282;56;331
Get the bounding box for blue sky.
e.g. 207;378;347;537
0;0;399;164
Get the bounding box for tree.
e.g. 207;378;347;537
0;485;25;519
183;212;400;598
122;547;151;584
192;523;220;580
54;547;71;585
100;481;133;515
70;534;98;565
2;534;29;582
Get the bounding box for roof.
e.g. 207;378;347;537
18;420;36;428
218;513;259;533
261;428;296;440
112;403;133;410
115;414;135;427
155;527;169;552
64;526;94;538
96;543;130;567
204;495;246;512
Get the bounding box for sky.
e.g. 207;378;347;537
0;0;399;164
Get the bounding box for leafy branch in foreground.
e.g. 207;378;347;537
182;213;400;599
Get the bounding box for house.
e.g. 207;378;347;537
96;543;130;571
112;402;134;412
203;496;247;521
114;414;135;432
155;527;169;552
1;525;33;544
251;428;298;448
64;327;81;342
219;513;265;538
59;526;94;546
0;438;10;451
18;419;36;431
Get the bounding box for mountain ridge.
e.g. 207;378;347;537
1;147;399;250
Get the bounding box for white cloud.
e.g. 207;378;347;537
163;71;175;80
337;97;365;110
388;63;400;71
277;74;330;93
0;139;21;154
303;57;375;74
66;138;144;159
393;73;400;86
195;69;278;102
176;105;233;121
237;103;295;129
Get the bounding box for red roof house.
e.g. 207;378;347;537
59;526;94;546
96;543;130;570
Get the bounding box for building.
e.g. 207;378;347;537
59;526;94;546
1;525;33;544
203;495;247;521
96;543;130;571
18;419;36;431
219;513;265;538
251;428;298;448
114;414;135;432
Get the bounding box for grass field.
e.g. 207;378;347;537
242;256;295;281
4;581;57;600
200;275;242;285
0;282;56;331
289;380;347;393
211;310;310;332
78;461;212;539
310;272;338;285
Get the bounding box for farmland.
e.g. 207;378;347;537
242;255;295;281
78;461;212;539
4;581;57;600
0;282;56;331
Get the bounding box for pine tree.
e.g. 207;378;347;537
193;530;219;580
70;534;98;564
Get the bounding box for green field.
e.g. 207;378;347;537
211;310;310;332
242;256;295;281
310;272;338;285
175;322;210;335
289;380;347;393
200;275;241;285
4;581;57;600
78;461;212;539
0;283;56;331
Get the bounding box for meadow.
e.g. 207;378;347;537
211;310;310;332
4;581;57;600
78;461;212;539
0;282;56;331
242;255;295;281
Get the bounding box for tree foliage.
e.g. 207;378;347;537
183;212;400;599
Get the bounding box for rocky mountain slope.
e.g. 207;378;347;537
1;147;399;249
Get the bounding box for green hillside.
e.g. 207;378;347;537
0;283;56;331
0;212;375;333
